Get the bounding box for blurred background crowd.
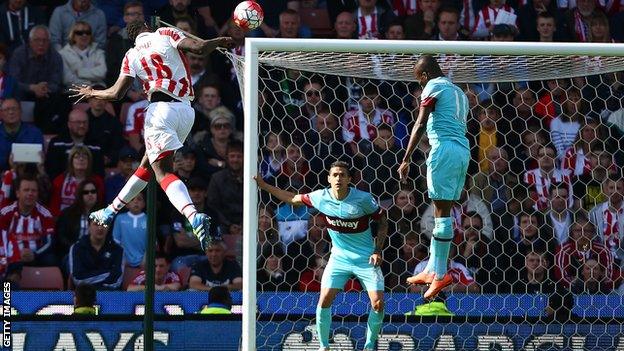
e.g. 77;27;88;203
1;0;624;319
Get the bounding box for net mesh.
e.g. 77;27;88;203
225;50;624;84
228;48;624;350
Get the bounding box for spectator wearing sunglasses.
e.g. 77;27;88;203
55;179;103;268
49;0;107;51
59;21;106;90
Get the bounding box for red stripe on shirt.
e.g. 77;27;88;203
421;96;437;107
301;194;313;207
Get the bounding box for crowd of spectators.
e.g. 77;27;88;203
0;1;624;319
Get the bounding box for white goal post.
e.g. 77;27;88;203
240;39;624;351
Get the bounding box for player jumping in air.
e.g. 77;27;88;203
70;20;233;250
254;161;388;351
398;55;470;299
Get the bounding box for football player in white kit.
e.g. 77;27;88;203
70;20;233;250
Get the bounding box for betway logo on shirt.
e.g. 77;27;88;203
325;217;359;229
323;215;369;233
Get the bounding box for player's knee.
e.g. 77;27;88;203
372;299;384;312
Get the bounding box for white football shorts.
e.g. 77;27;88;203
143;101;194;163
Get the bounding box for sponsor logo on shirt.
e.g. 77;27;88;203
325;217;359;230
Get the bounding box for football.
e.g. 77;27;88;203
233;1;264;31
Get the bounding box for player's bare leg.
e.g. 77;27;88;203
407;200;454;299
364;290;384;351
316;288;340;351
90;154;152;227
151;152;217;250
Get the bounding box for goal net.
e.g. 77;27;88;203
230;39;624;351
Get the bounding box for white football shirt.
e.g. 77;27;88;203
121;27;194;102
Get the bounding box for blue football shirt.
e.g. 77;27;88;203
302;187;382;263
420;76;469;149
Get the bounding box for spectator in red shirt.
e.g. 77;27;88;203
342;84;395;157
354;0;396;39
523;144;573;211
127;253;181;291
562;0;601;42
48;145;104;216
563;119;600;177
555;217;615;289
123;97;148;153
535;79;570;128
1;159;50;209
0;175;56;266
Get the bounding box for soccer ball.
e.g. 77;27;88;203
233;1;264;31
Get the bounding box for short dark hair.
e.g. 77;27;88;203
74;283;97;308
155;252;170;263
377;123;393;134
227;141;244;154
123;1;143;13
201;84;221;95
16;174;38;190
415;54;443;76
437;6;460;22
175;15;197;34
387;18;404;30
404;232;420;242
280;8;299;18
208;286;232;309
187;177;208;190
362;84;378;97
127;20;150;41
1;97;20;110
329;160;351;176
537;11;556;23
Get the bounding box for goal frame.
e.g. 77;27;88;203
241;38;624;351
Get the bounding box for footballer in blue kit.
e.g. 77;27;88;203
398;55;471;300
254;161;388;351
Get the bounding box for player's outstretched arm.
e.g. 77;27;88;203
69;75;134;103
178;37;234;55
398;104;433;181
253;175;306;206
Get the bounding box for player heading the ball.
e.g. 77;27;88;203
70;20;233;250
